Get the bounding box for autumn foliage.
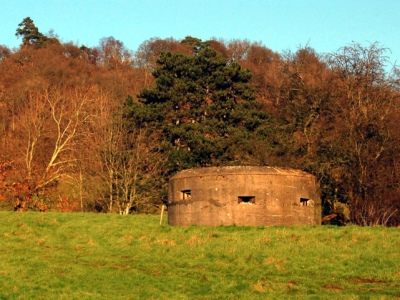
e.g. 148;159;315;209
0;18;398;225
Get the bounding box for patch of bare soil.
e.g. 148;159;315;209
322;284;344;290
348;277;388;284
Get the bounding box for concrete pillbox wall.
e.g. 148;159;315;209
168;166;321;226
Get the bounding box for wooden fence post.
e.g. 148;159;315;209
159;205;165;225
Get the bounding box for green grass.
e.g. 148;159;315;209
0;212;399;299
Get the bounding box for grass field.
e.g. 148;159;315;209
0;212;399;299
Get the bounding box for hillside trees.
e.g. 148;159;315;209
265;43;399;225
0;37;135;210
2;17;159;211
1;19;399;223
0;44;99;210
325;43;400;225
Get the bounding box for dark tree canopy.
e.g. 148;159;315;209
135;43;269;171
15;17;50;48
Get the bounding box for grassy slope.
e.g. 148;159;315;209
0;212;399;299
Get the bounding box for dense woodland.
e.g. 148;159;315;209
0;18;399;225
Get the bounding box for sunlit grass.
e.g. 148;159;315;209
0;212;399;299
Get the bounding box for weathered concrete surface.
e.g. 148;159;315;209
168;166;321;226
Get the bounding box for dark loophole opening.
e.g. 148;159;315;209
300;198;310;206
182;190;191;200
238;196;255;204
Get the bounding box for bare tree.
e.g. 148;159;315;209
98;36;133;70
97;105;165;214
327;42;399;225
14;85;92;208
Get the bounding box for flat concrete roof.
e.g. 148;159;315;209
171;166;315;179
